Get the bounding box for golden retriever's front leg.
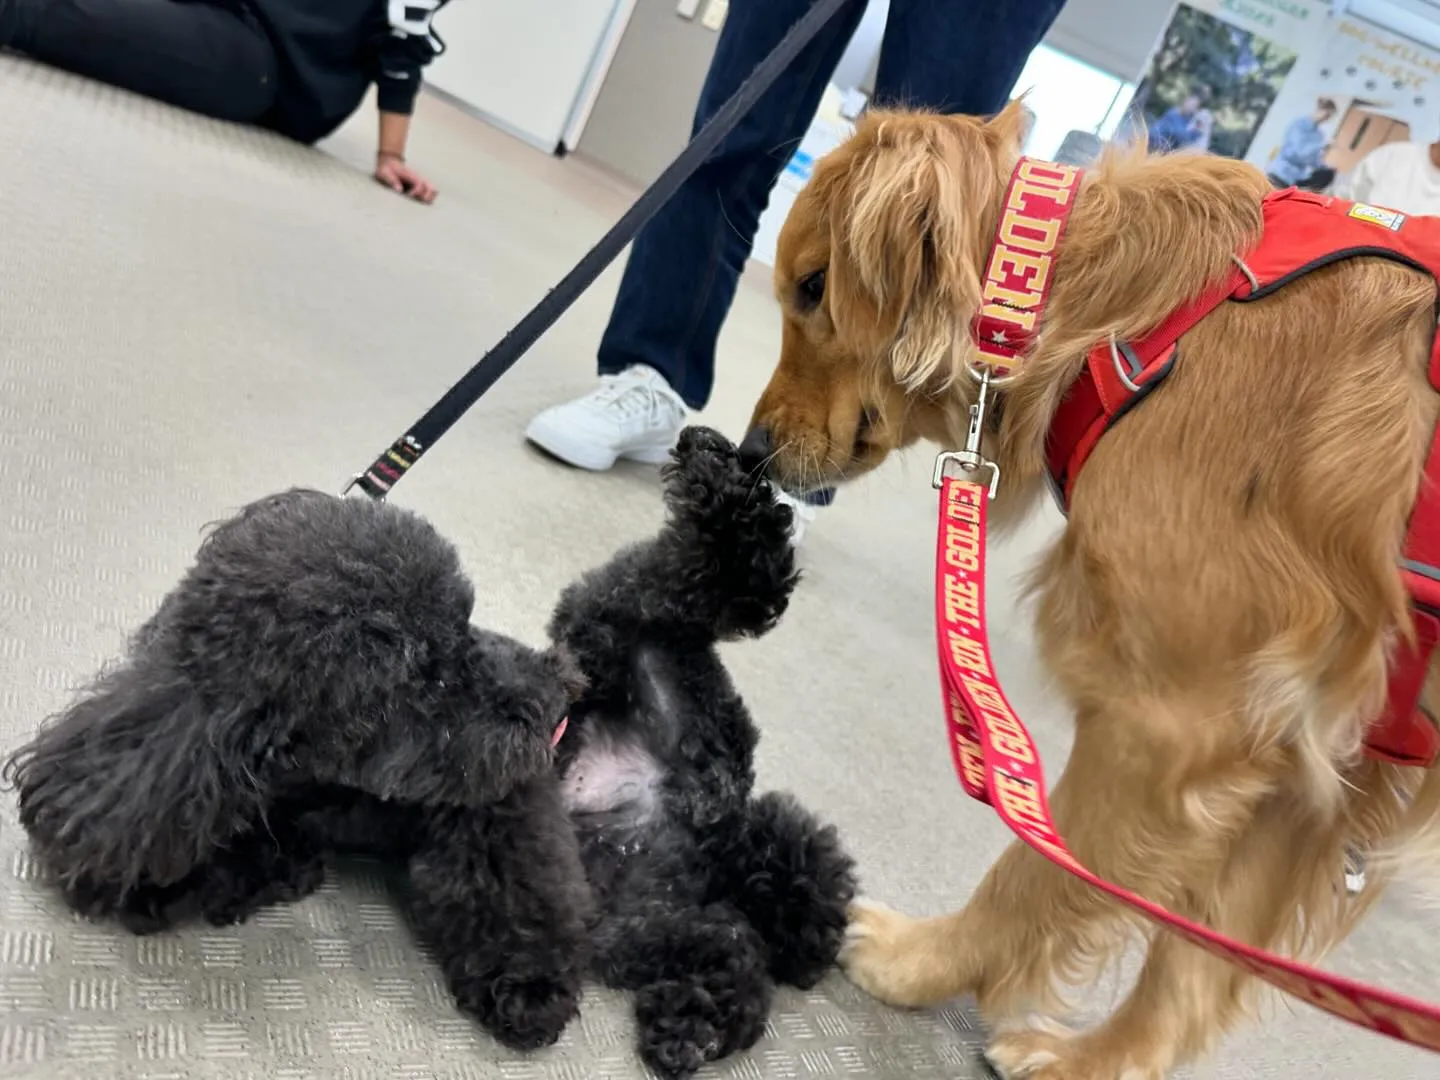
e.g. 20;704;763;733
841;837;1121;1014
842;701;1176;1016
982;782;1365;1080
982;929;1220;1080
844;695;1282;1075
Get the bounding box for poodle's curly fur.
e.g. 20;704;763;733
549;426;856;1076
3;485;593;1050
4;426;856;1077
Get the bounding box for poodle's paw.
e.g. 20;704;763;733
726;793;856;989
983;1021;1162;1080
115;888;182;935
665;426;744;511
755;876;853;990
453;970;581;1051
658;425;799;635
197;850;326;927
64;873;187;935
635;976;770;1079
674;424;738;462
666;425;792;537
840;899;969;1008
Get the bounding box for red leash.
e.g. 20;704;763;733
933;471;1440;1051
936;157;1440;1052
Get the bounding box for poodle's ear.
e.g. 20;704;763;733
5;667;260;891
825;112;1000;390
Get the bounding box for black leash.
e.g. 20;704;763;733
346;0;854;499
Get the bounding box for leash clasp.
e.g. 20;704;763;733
341;474;386;501
932;365;1000;497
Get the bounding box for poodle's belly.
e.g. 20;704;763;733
560;728;663;825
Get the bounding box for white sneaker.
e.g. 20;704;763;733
526;365;687;471
774;489;817;546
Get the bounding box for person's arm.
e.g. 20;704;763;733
374;109;436;203
378;109;411;159
1274;118;1309;171
369;0;451;203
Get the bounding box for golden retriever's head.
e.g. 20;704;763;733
740;105;1026;492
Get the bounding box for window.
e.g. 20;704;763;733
1012;43;1138;162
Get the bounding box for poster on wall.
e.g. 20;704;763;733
1247;16;1440;189
1131;0;1331;160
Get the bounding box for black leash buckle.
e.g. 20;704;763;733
341;435;424;500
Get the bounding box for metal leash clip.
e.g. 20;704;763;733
340;474;384;500
931;365;1000;498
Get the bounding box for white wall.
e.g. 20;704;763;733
1045;0;1178;80
832;0;889;92
425;0;625;151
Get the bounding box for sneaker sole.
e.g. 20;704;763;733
619;444;673;465
525;421;674;471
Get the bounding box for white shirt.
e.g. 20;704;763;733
1335;141;1440;216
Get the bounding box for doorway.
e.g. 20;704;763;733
1327;102;1411;174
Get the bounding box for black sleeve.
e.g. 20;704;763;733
372;0;451;115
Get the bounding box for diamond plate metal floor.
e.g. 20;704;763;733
1;52;1438;1080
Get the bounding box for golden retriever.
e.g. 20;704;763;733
742;102;1440;1078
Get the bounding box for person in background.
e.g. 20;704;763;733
1174;106;1214;155
524;0;1068;540
0;0;447;202
1267;97;1336;192
1146;89;1209;153
1335;131;1440;214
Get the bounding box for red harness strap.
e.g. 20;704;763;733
932;162;1440;1052
1046;187;1440;768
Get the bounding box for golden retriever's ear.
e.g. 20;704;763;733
826;117;997;390
986;98;1031;155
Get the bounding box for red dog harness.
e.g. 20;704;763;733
1047;187;1440;767
933;163;1440;1051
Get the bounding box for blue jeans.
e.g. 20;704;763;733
596;0;1068;506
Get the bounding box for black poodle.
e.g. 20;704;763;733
3;486;594;1051
4;426;856;1076
548;425;856;1076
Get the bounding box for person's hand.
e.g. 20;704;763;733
374;152;437;204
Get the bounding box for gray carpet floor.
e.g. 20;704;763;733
1;54;1437;1080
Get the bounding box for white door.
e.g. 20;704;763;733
426;0;626;151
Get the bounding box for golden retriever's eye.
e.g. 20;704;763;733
796;269;826;311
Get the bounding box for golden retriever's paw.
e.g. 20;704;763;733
840;899;962;1007
982;1022;1163;1080
842;898;906;942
